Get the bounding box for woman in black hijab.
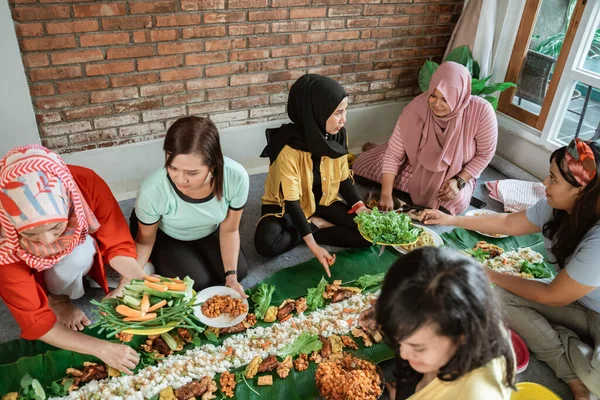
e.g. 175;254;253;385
255;74;370;275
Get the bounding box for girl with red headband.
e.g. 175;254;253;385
420;138;600;400
0;145;146;374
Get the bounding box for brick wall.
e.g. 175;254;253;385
10;0;462;153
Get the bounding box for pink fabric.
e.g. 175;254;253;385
485;180;546;213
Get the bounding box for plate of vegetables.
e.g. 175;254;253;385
90;275;204;337
354;208;422;246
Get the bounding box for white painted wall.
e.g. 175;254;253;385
0;0;40;155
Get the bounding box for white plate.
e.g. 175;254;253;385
194;286;249;328
464;210;509;238
392;225;444;254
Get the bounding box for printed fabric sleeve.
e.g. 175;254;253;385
0;262;57;340
227;162;250;210
285;200;312;237
381;118;407;175
338;178;361;206
462;101;498;179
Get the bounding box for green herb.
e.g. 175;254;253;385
306;277;328;311
205;330;219;343
250;284;276;320
465;248;490;262
277;332;323;358
520;260;555;279
235;371;260;397
191;332;202;347
356;273;386;289
18;374;46;400
354;208;421;245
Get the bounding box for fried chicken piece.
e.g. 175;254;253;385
264;306;278;323
258;355;279;373
474;241;504;258
153;337;173;355
116;332;133;343
80;363;108;383
295;297;308;314
108;366;121;378
174;377;210;400
277;356;293;379
159;387;177;400
331;289;356;303
257;376;273;386
351;328;373;347
244;313;257;328
310;351;323;364
323;280;342;299
329;335;344;354
245;356;262;379
1;394;18;400
277;299;296;321
201;379;218;400
219;371;237;398
319;335;331;358
293;353;309;372
177;328;193;343
66;368;83;377
341;335;359;350
220;322;246;335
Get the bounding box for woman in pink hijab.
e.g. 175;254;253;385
352;62;498;215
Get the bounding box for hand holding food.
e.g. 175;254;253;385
438;179;460;201
94;342;140;375
225;275;248;299
310;244;335;277
419;208;454;226
377;193;395;211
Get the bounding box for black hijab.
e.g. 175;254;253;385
261;74;349;163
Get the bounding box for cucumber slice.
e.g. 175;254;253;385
160;332;178;351
123;295;141;308
142;287;172;299
124;284;144;293
123;289;141;298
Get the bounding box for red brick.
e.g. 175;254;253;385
186;77;228;91
287;56;322;68
328;6;361;16
64;105;113;120
140;82;184;97
9;0;37;4
70;129;118;145
354;92;385;102
21;36;76;51
11;6;70;21
138;55;183;71
107;46;154;59
229;23;269;36
80;33;130;47
43;121;93;136
182;26;226;39
343;41;376;51
207;86;248;101
205;38;246;51
310;20;344;30
250;105;286;118
73;3;126;17
58;78;108;94
42;137;69;150
249;35;288;48
15;23;44;37
310;43;343;53
133;30;178;43
160;67;203;81
379;17;410;26
346;18;378;28
272;46;308;58
395;5;427;14
30;84;55;97
248;83;286;96
94;114;139;128
312;0;347;3
111;72;158;87
370;80;398;91
86;61;134;76
163;92;206;106
230;73;269;86
248;10;288;22
114;99;161;113
130;1;176;14
364;5;395;15
30;65;81;81
269;71;304;82
46;20;99;34
188;101;229;115
291;32;325;44
51;49;104;65
185;53;228;65
326;31;359;41
35;93;88;110
308;65;340;75
359;50;390;62
349;0;383;3
372;28;394;38
272;21;309;33
23;53;49;68
247;59;286;71
102;16;152;30
37;112;61;124
290;7;326;18
156;14;201;26
230;96;268;109
230;49;269;62
228;0;267;8
142;106;186;122
91;87;138;103
181;0;225;11
157;41;204;55
272;0;309;5
378;39;406;49
358;71;389;81
204;12;245;23
205;63;246;77
409;15;438;25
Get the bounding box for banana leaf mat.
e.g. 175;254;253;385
0;246;399;396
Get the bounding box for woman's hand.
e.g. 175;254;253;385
226;275;248;299
419;209;455;226
358;307;378;332
438;179;460;202
95;342;140;375
309;244;335;277
104;283;126;299
355;205;370;214
378;193;395;211
385;382;397;399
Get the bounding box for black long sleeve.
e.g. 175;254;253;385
284;200;312;237
338;178;361;207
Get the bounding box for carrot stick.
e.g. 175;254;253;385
260;342;271;348
147;300;167;312
347;318;354;325
123;313;157;322
225;347;233;356
144;275;161;283
170;278;185;284
164;282;187;292
115;305;145;318
144;281;168;292
141;293;150;314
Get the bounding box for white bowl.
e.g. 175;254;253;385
393;225;444;254
194;286;249;328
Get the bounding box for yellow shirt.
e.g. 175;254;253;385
408;358;512;400
261;145;351;218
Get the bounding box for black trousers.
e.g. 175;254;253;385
254;201;370;258
130;210;248;291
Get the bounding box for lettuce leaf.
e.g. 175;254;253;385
277;332;323;358
306;277;328;311
356;273;386;289
520;260;555;279
250;284;276;320
354;208;421;245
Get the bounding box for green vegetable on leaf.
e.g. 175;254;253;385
250;284;276;320
356;273;386;290
205;330;219;343
464;248;490;262
19;374;46;400
354;208;421;245
277;332;323;358
306;277;328;311
520;260;555;279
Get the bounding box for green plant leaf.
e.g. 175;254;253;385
250;284;276;320
31;379;46;400
479;82;516;95
483;96;499;110
444;46;473;68
20;374;33;391
471;76;492;95
472;61;481;79
418;60;439;92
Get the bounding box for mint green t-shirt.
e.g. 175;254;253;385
135;157;249;241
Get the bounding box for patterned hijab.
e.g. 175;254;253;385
0;145;99;271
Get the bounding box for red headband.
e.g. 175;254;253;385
565;138;597;187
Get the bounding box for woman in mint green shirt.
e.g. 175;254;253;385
131;116;249;297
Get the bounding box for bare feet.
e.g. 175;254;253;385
361;142;377;152
309;216;334;230
48;294;91;331
568;379;593;400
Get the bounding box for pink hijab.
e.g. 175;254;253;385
401;62;473;209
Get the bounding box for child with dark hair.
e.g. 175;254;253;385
421;139;600;400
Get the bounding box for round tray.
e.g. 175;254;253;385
194;286;249;328
512;382;560;400
358;224;421;247
392;225;444;254
465;210;509;238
